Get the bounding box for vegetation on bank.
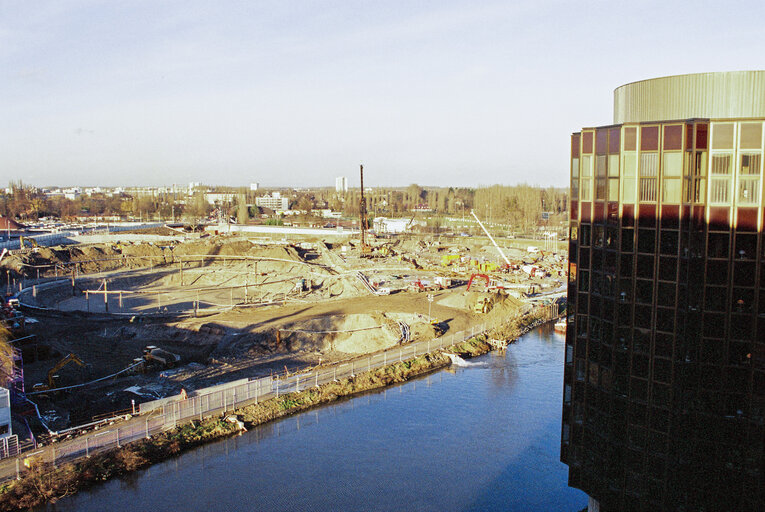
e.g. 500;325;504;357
0;419;242;511
0;317;553;510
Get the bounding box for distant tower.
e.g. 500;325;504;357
336;176;348;193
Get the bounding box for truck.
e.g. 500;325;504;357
142;346;181;368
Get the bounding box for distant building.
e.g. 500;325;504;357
256;192;289;211
374;217;420;233
188;182;201;195
204;192;235;205
63;187;81;200
335;176;348;193
562;71;765;511
0;387;11;439
0;217;24;232
250;182;259;191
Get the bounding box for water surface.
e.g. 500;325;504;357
45;324;586;511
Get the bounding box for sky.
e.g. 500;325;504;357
1;0;765;189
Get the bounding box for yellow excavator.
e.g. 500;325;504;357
19;236;39;249
32;353;86;391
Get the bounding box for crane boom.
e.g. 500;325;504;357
470;210;511;266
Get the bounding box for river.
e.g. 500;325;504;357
43;324;587;511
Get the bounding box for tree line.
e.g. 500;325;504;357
1;181;567;229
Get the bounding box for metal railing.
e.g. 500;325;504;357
0;436;19;460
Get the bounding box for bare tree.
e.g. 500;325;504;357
0;326;15;386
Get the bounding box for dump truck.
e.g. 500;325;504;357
142;346;181;368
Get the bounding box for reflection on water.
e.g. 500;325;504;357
44;324;586;512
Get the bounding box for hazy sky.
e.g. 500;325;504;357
2;1;764;189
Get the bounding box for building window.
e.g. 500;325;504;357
596;155;607;177
640;179;657;202
595;179;607;200
581;155;593;201
662;178;681;203
739;122;763;150
711;153;731;174
622;152;637;203
710;179;730;203
712;123;734;150
608;179;620;201
640;153;658;202
608;154;619;176
738;153;761;204
709;154;732;203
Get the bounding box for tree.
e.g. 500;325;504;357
185;192;211;220
296;195;314;212
236;194;249;225
0;327;15;387
406;184;424;208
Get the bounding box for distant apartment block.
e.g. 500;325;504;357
204;192;235;205
250;182;259;191
336;176;348;193
562;71;765;511
256;192;289;211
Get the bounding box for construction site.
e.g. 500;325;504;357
0;206;567;448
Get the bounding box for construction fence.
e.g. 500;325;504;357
0;302;562;483
0;223;165;251
0;436;19;460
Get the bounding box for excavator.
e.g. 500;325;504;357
32;353;87;391
466;274;491;292
18;236;39;249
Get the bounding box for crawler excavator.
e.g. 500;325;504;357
32;353;87;391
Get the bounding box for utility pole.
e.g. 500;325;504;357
359;164;369;253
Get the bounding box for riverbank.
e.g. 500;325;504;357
0;310;553;511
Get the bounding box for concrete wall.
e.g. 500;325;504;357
207;224;354;237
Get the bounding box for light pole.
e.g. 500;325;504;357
427;293;434;324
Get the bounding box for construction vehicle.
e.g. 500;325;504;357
433;276;452;289
409;278;448;293
467;274;490;292
18;236;39;249
474;296;495;314
142;346;181;368
409;279;427;292
32;353;86;391
441;254;460;266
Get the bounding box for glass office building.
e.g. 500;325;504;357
561;71;765;511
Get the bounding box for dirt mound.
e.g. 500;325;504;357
437;291;495;310
437;290;523;315
277;313;397;355
246;245;304;261
120;243;173;265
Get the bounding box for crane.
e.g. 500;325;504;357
470;210;511;266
